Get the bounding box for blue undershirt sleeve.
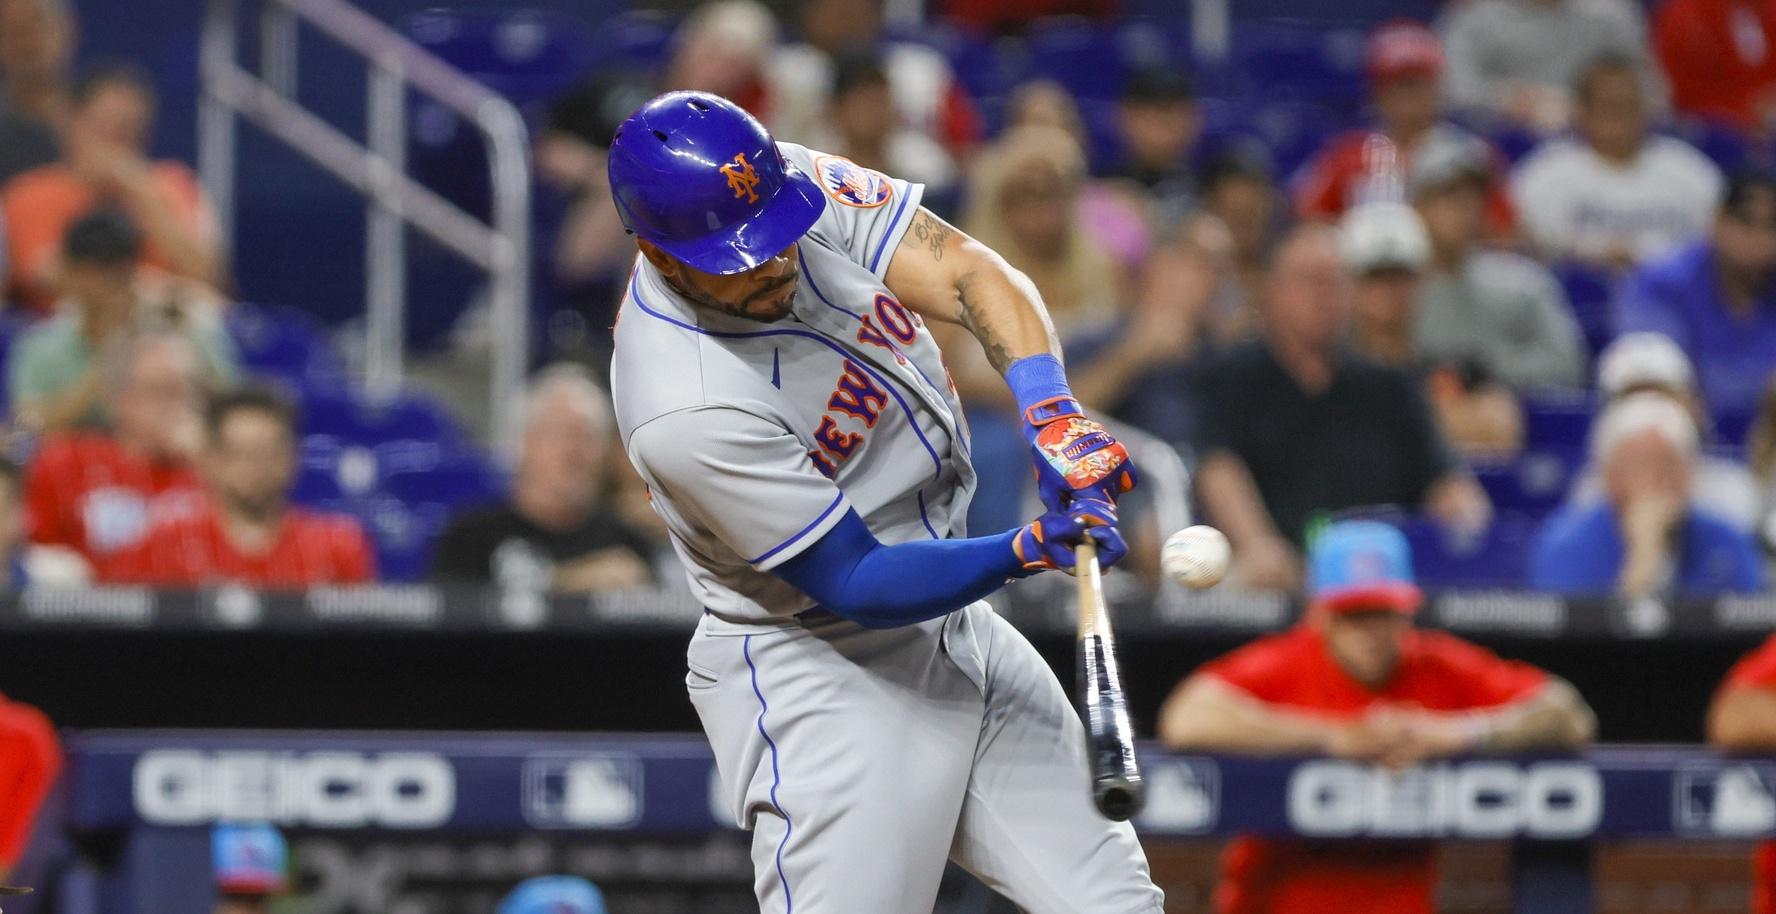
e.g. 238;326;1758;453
774;508;1026;628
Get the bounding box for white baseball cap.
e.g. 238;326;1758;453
1339;202;1430;274
1596;332;1695;398
1591;390;1699;460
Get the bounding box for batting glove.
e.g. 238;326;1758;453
1012;498;1128;576
1025;396;1139;514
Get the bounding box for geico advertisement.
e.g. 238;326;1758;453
132;750;456;827
1286;760;1603;838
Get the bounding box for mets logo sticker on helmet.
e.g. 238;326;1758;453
814;155;893;208
720;152;762;204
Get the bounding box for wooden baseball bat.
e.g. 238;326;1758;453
1073;539;1144;821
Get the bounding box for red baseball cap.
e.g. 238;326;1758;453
1366;20;1444;85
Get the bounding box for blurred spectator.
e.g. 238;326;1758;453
999;82;1153;274
664;0;776;115
1197;149;1280;343
10;209;236;433
1441;0;1657;132
1295;21;1515;235
24;330;205;578
1341;201;1525;455
1573;332;1760;531
535;72;657;363
804;51;958;204
1708;635;1776;914
0;692;58;884
1412;131;1587;389
1068;219;1228;449
110;386;374;587
0;458;82;589
1;63;219;313
961;125;1123;332
500;876;609;914
1104;67;1201;226
0;461;25;589
1342;201;1433;369
0;0;72;183
766;0;982;158
1194;226;1491;591
212;823;286;914
1005;79;1087;148
1615;168;1776;415
1512;54;1722;268
1159;520;1595;914
1529;392;1765;594
432;366;652;592
1655;0;1776;135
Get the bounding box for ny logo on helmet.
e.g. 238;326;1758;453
720;152;761;204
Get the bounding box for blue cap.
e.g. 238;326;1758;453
1306;521;1422;614
498;876;609;914
213;823;287;895
607;91;826;275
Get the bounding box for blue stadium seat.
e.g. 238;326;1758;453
939;23;1022;113
1552;260;1619;359
1521;392;1599;450
1401;512;1541;589
1025;18;1133;102
314;494;444;582
297;389;469;451
226;302;348;390
1224;24;1367;110
381;451;508;509
1472;448;1585;518
598;8;677;68
1713;406;1758;450
403;8;599;112
1667;118;1751;173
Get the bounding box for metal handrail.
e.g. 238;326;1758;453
198;0;531;453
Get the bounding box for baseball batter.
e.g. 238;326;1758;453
607;91;1163;913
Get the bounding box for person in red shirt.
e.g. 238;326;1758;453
1707;632;1776;914
1655;0;1776;135
1158;520;1595;914
0;62;219;314
113;385;374;588
1294;21;1516;236
0;693;59;884
25;330;207;579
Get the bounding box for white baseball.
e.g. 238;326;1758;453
1162;525;1230;589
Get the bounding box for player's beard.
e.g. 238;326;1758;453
677;273;799;322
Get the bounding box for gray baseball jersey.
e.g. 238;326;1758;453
613;141;974;621
612;143;1162;914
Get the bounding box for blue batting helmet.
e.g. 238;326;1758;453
607;91;826;275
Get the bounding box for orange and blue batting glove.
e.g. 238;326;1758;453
1012;499;1127;576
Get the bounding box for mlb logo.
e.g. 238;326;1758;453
1674;762;1776;836
522;755;644;829
1135;757;1219;834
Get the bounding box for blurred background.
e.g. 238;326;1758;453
7;0;1776;909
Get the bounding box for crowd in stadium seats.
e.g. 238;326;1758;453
4;0;1776;603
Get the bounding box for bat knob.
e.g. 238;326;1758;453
1094;776;1145;822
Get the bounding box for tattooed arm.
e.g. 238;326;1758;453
883;208;1061;373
